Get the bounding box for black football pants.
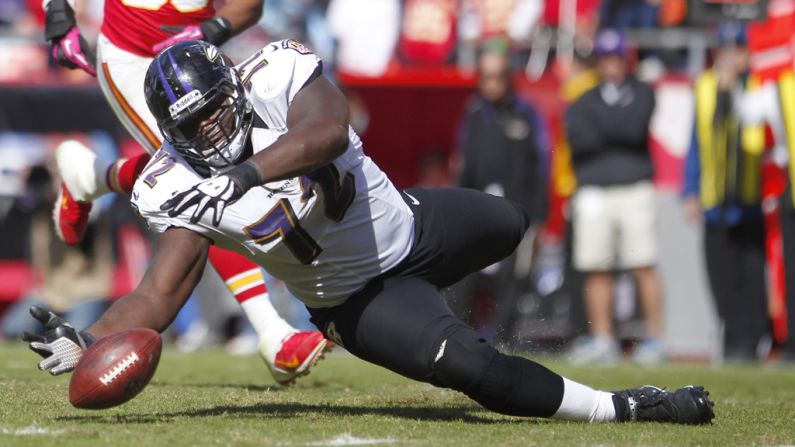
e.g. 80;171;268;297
308;188;565;417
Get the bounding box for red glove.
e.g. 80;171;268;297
51;26;97;76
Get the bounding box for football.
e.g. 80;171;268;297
69;328;162;410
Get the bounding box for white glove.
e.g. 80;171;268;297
22;306;94;376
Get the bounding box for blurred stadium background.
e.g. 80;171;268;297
0;0;793;365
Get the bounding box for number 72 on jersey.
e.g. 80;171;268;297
142;152;356;265
244;165;355;264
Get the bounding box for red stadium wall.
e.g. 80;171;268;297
339;69;476;188
339;68;564;189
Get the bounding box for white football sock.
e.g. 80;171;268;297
552;377;617;422
240;294;294;356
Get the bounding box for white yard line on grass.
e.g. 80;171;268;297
0;425;66;436
304;434;398;446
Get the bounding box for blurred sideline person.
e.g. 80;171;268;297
552;47;600;336
453;39;549;347
752;66;795;363
776;67;795;363
1;165;110;339
42;0;329;384
682;26;771;362
711;42;795;364
24;39;714;425
564;29;663;364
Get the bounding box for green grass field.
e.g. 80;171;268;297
1;344;794;447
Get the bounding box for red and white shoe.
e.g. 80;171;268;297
55;140;111;202
262;331;333;386
53;184;92;245
52;140;111;245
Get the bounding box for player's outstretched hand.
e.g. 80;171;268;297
51;27;96;76
21;306;94;376
152;24;204;54
161;174;243;226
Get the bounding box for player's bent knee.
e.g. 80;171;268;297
430;327;498;392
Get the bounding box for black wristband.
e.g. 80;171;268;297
226;160;262;193
78;331;96;349
44;0;76;41
199;17;233;46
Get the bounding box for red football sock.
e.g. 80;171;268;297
208;246;268;303
106;153;151;195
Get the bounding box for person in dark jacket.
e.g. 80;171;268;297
452;39;550;347
564;29;663;364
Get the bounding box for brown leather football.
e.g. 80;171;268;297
69;328;162;409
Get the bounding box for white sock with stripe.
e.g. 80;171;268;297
241;293;293;342
221;267;296;360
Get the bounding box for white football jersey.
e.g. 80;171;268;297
132;40;415;308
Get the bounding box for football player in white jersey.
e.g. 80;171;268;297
41;0;331;385
25;40;715;424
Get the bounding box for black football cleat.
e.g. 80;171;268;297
613;385;715;424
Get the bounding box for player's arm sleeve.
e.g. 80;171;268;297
277;40;323;105
248;40;323;115
243;41;348;183
85;227;210;339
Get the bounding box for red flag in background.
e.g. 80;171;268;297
748;0;795;81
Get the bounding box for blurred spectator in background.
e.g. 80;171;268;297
1;163;111;339
327;0;400;76
564;29;663;364
452;39;550;347
457;0;543;68
546;46;600;334
599;0;660;31
769;64;795;364
682;25;771;362
398;0;458;67
257;0;335;69
767;69;795;365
